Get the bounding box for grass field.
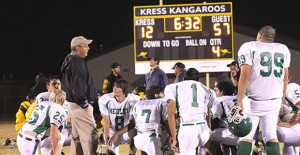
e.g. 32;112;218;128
0;118;285;155
0;118;141;155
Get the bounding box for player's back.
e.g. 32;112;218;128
132;99;167;132
22;101;66;135
238;41;290;100
164;80;215;123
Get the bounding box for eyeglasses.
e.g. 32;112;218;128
77;45;90;49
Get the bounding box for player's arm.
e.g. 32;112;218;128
237;64;251;110
108;119;135;146
278;114;300;128
50;123;62;155
161;102;171;137
167;99;179;153
280;68;289;114
103;115;111;144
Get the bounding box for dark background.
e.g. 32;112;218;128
1;0;299;80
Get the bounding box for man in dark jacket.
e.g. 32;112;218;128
102;62;123;94
144;57;168;90
61;36;98;155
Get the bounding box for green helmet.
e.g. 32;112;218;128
227;106;252;137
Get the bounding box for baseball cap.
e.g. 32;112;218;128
70;36;93;47
227;60;238;67
172;62;185;69
147;57;160;62
111;62;122;69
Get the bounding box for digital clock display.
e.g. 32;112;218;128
133;2;234;74
165;17;202;32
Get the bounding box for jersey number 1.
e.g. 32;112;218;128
191;84;199;107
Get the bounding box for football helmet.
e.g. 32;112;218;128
227;106;252;137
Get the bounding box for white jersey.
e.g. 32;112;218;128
164;80;215;123
284;83;300;112
36;92;50;104
238;41;291;100
131;98;168;133
99;93;140;131
211;96;237;121
22;101;66;136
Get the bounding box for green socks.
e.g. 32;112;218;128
265;141;280;155
237;141;252;155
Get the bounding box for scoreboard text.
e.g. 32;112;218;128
134;2;234;74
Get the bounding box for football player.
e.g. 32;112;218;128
17;90;67;155
277;80;300;155
164;68;216;155
210;81;240;155
237;25;291;155
110;85;169;155
99;79;140;155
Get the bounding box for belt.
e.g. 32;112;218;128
137;130;161;137
249;97;280;101
181;121;205;126
18;133;33;141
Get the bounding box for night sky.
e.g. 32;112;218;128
1;0;299;80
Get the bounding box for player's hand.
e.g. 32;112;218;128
279;104;284;115
108;133;119;146
278;122;291;128
171;139;180;153
231;70;237;77
236;102;243;112
104;136;110;145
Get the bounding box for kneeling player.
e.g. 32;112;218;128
99;80;140;155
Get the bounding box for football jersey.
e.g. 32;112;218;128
25;92;51;121
131;98;168;132
164;80;215;123
211;96;237;121
99;93;140;131
238;41;291;100
22;100;66;135
284;83;300;112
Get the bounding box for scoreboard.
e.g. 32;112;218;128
134;2;234;74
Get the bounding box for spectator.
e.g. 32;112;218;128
171;62;186;83
103;62;123;94
144;57;168;90
61;36;99;155
132;85;146;100
27;73;47;100
226;60;240;90
14;91;36;132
